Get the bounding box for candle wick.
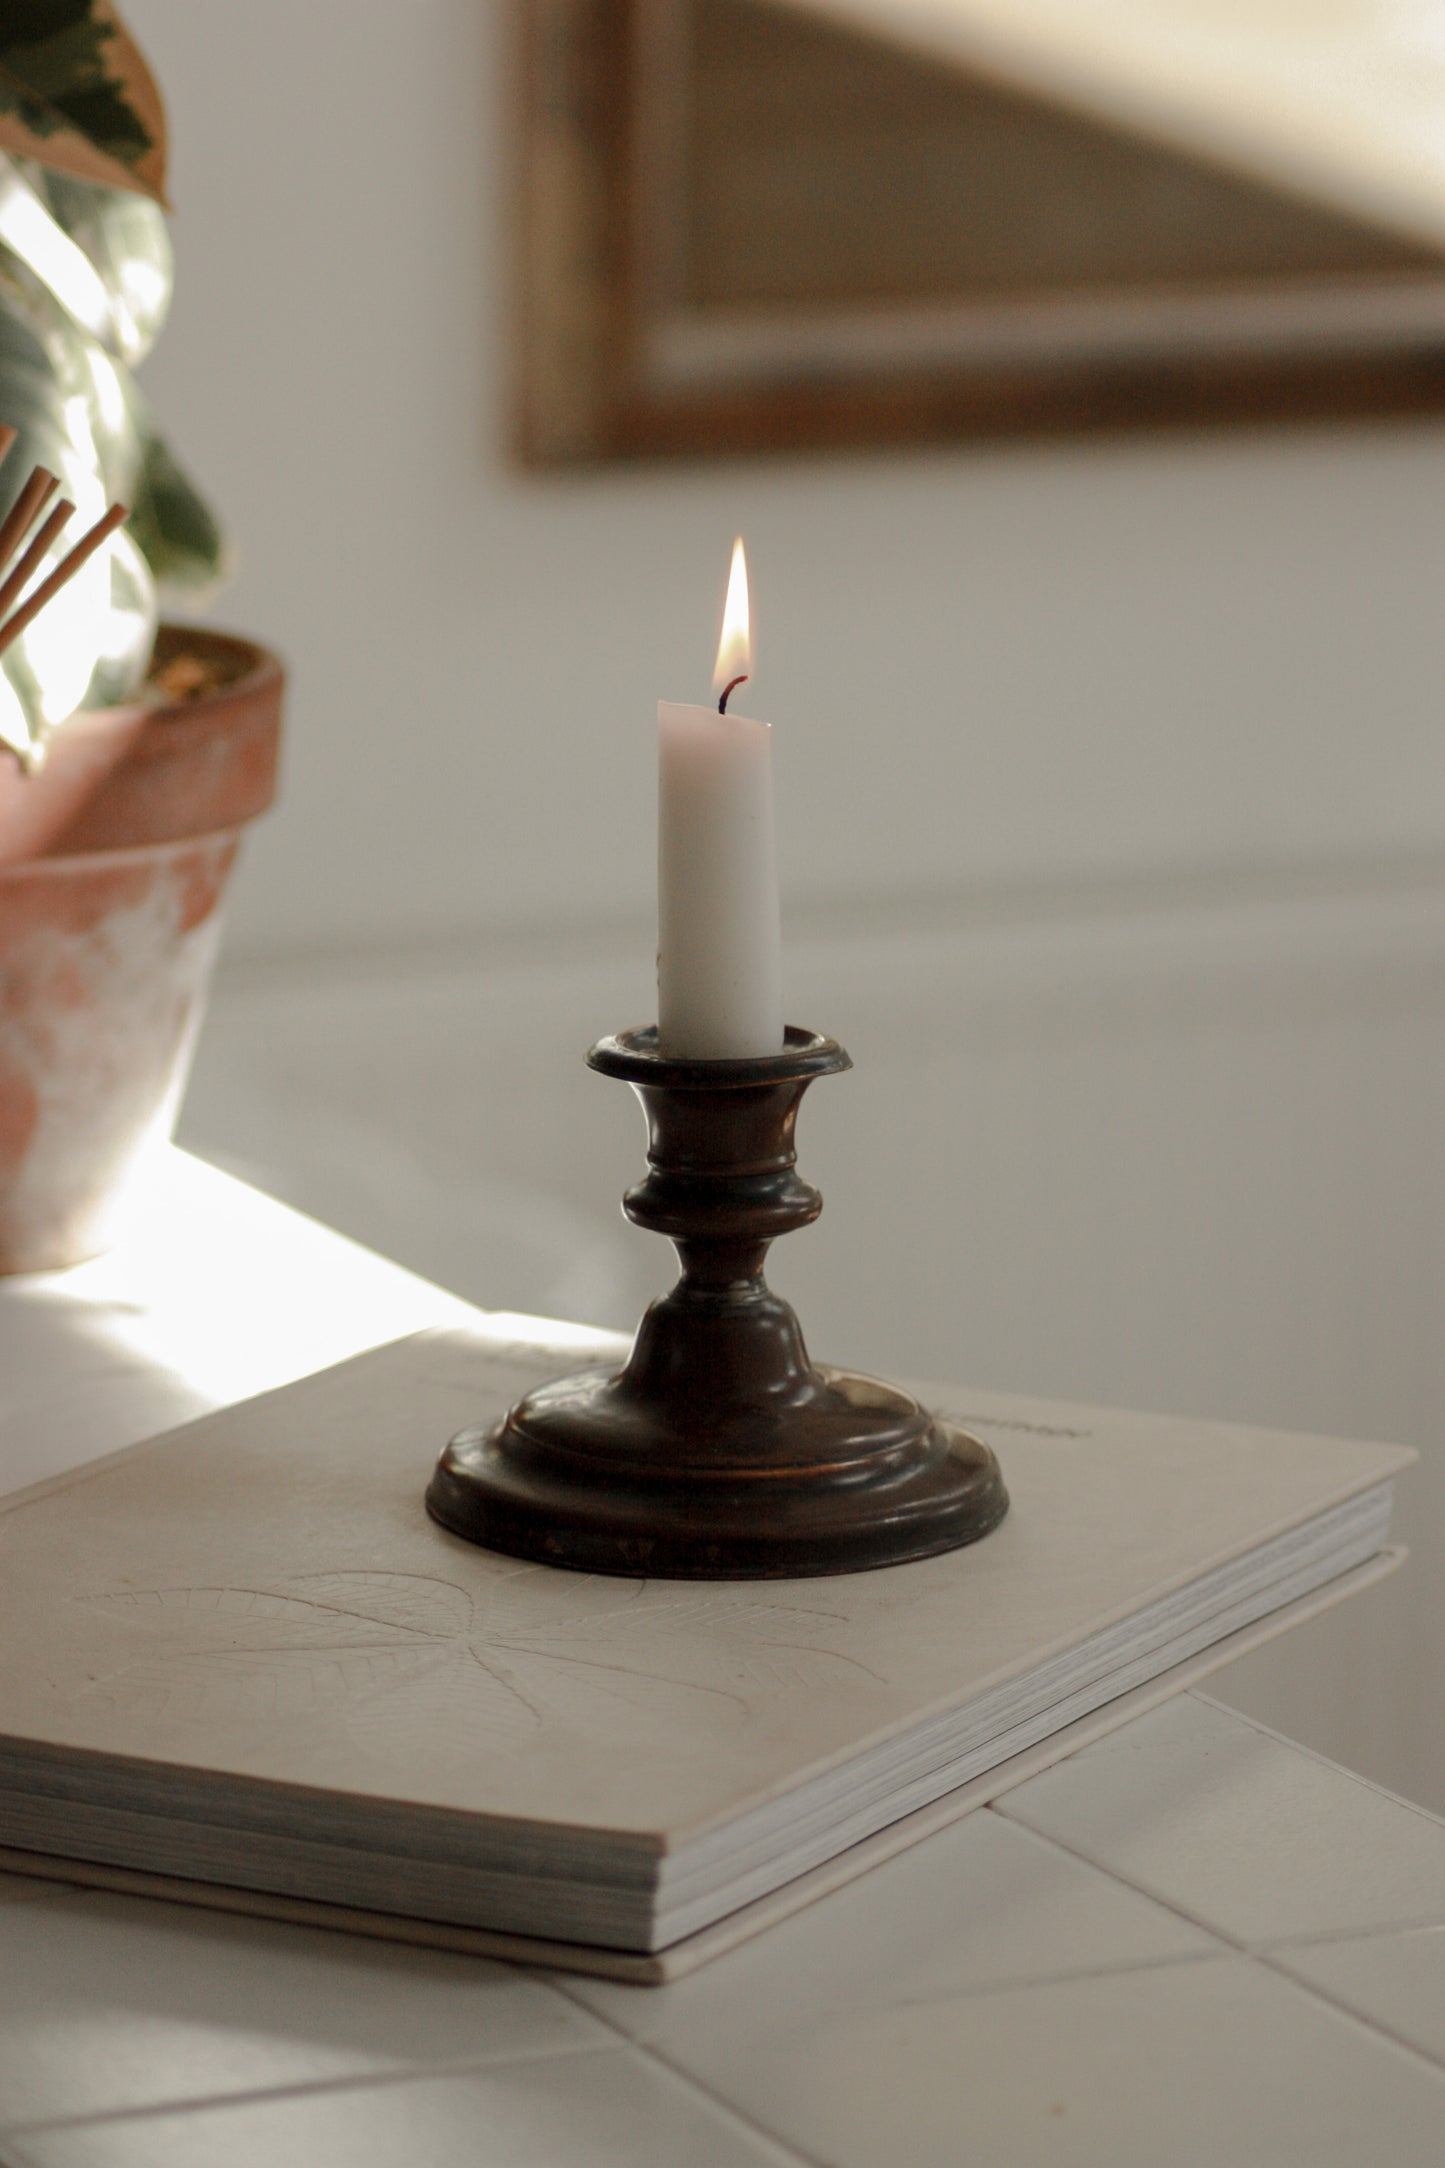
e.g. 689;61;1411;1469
718;674;749;714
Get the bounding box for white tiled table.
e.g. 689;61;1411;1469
3;1153;1444;2167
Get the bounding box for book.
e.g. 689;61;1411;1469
0;1323;1411;1981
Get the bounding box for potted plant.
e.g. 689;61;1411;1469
0;1;282;1271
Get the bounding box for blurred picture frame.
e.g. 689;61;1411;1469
513;0;1445;465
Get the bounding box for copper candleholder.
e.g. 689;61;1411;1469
425;1026;1008;1578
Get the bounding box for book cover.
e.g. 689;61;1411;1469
0;1324;1411;1977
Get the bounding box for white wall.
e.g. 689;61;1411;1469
126;0;1445;962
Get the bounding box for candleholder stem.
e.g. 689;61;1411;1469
426;1027;1008;1578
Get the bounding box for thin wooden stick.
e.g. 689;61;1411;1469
0;501;128;653
0;425;17;471
0;467;59;577
0;497;73;624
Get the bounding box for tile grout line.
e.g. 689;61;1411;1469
0;2037;620;2145
1189;1691;1445;1831
987;1807;1445;2075
546;1976;828;2168
986;1794;1445;1960
567;1941;1228;2038
984;1802;1246;1950
1256;1916;1445;1955
551;1936;1445;2156
849;1943;1226;2017
633;2036;832;2168
1250;1946;1445;2079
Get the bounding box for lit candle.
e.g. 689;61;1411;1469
657;540;783;1059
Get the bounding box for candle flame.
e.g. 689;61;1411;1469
712;537;750;702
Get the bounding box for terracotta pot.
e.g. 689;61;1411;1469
0;628;283;1273
0;700;150;867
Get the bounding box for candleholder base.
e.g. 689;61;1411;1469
426;1027;1008;1579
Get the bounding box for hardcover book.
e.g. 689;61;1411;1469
0;1324;1411;1980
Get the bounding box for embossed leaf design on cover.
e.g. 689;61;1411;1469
73;1579;465;1724
71;1568;889;1743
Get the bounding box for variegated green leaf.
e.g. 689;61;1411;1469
125;418;228;596
0;1;166;204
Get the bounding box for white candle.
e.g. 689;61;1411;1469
657;540;783;1058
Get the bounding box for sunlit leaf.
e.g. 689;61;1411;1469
0;249;154;760
0;151;224;758
32;163;171;363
